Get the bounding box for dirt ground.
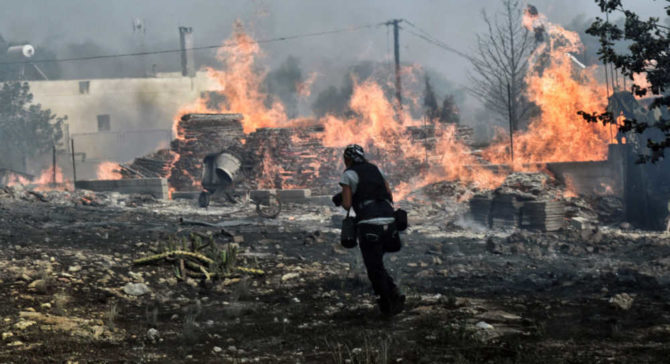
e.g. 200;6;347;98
1;190;670;363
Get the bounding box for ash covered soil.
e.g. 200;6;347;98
1;188;670;363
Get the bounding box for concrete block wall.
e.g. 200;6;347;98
547;145;628;199
250;189;313;204
75;178;169;199
249;189;276;203
278;189;311;202
547;161;622;198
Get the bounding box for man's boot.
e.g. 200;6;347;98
377;296;391;315
378;291;405;316
389;293;405;315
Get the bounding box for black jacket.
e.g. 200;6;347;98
346;162;394;221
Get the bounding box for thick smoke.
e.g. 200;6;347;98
0;0;664;169
263;56;302;118
311;60;464;120
0;1;660;90
1;1;659;84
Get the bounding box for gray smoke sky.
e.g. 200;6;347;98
0;0;665;95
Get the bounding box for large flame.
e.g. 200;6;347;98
483;8;611;167
33;166;65;186
173;21;291;135
167;13;614;199
319;79;503;200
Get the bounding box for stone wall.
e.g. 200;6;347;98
75;178;169;200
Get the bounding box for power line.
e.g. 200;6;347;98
402;20;472;61
0;22;384;66
609;6;670;31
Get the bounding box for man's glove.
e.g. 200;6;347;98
332;192;343;207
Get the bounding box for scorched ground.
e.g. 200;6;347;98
0;186;669;363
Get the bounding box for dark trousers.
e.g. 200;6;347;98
357;223;399;299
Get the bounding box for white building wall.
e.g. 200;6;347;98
27;71;217;163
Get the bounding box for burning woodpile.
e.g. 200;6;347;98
169;113;245;191
119;114;245;191
119;112;479;197
243;125;341;194
119;152;172;179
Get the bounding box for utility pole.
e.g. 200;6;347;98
387;19;403;108
70;139;77;185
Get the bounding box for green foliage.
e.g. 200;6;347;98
0;82;66;169
579;0;670;163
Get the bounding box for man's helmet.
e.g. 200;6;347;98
344;144;365;163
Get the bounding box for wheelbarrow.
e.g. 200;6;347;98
198;151;282;217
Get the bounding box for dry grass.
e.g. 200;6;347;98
145;302;158;326
182;300;202;343
53;290;70;315
326;335;392;364
105;301;119;329
231;276;251;302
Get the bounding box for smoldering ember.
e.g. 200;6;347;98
1;1;670;363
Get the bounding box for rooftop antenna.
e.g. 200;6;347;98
132;18;148;76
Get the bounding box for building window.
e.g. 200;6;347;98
79;81;90;94
97;114;111;132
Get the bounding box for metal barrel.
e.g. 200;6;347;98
214;152;241;184
201;152;241;191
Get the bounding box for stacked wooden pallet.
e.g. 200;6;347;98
243;126;341;193
168;113;245;191
490;194;524;229
469;195;492;227
120;150;173;179
520;200;565;231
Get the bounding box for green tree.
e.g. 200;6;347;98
0;82;66;170
579;0;670;162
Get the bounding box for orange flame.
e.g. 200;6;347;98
319;79;503;201
32;166;72;191
166;13;616;200
6;173;31;186
34;166;65;185
297;72;318;98
8;167;68;190
96;162;122;180
563;175;578;198
173;21;291;135
598;182;614;195
484;10;610;168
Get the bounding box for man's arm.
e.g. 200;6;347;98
384;180;394;203
342;185;353;211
